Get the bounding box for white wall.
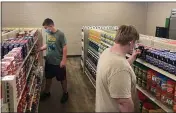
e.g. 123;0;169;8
2;2;147;55
146;2;176;36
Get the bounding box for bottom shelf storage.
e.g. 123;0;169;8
137;85;173;112
85;68;96;88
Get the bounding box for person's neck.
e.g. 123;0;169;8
110;43;128;57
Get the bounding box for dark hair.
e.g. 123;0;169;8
115;25;139;45
42;18;54;26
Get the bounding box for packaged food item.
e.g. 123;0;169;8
161;92;167;105
168;58;176;75
3;43;10;56
167;79;175;94
138;78;142;87
166;93;174;107
149;109;165;113
147;70;152;91
151;71;157;87
161;76;168;93
151;86;157;95
8;43;15;51
1;59;14;76
173;85;176;112
156;86;162;100
142;103;155;113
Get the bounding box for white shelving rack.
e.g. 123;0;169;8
82;27;176;113
1;29;43;113
82;26;118;88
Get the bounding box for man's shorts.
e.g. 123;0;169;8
45;61;66;81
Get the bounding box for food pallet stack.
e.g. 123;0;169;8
1;28;43;113
82;26;176;113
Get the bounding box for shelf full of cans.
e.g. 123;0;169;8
1;29;43;113
82;27;176;112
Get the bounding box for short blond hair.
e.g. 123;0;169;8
115;25;139;45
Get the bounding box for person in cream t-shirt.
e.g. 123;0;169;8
96;25;141;112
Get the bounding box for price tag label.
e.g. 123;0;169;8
2;75;15;81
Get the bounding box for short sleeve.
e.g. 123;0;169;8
108;70;132;99
59;33;67;48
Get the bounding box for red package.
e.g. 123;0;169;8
166;93;174;107
1;59;13;76
167;80;175;95
143;102;155;110
151;71;157;87
156;87;162;100
147;70;153;91
173;86;176;112
138;90;147;101
161;92;167;105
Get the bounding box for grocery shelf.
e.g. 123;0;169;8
86;58;96;71
126;54;176;81
36;67;44;112
29;85;37;111
0;98;3;108
15;37;38;77
101;41;111;48
136;85;173;112
24;104;27;112
1;103;9;112
85;68;96;88
88;47;99;58
26;57;35;79
88;38;99;46
29;76;36;95
82;28;176;113
17;56;35;106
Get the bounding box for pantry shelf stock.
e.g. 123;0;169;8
26;57;35;80
88;48;99;59
15;37;39;77
29;85;37;111
29;75;36;95
88;38;99;46
136;85;173;113
87;58;96;71
16;38;38;107
24;104;27;112
85;68;96;88
101;41;111;48
126;54;176;81
36;67;44;112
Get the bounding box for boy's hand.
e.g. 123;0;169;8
60;59;66;68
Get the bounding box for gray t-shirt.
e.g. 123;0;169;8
46;30;67;65
96;48;139;112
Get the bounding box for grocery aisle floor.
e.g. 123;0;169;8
38;57;95;113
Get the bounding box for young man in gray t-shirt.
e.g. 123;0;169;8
37;18;68;104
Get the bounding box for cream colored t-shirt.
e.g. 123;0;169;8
96;48;139;112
